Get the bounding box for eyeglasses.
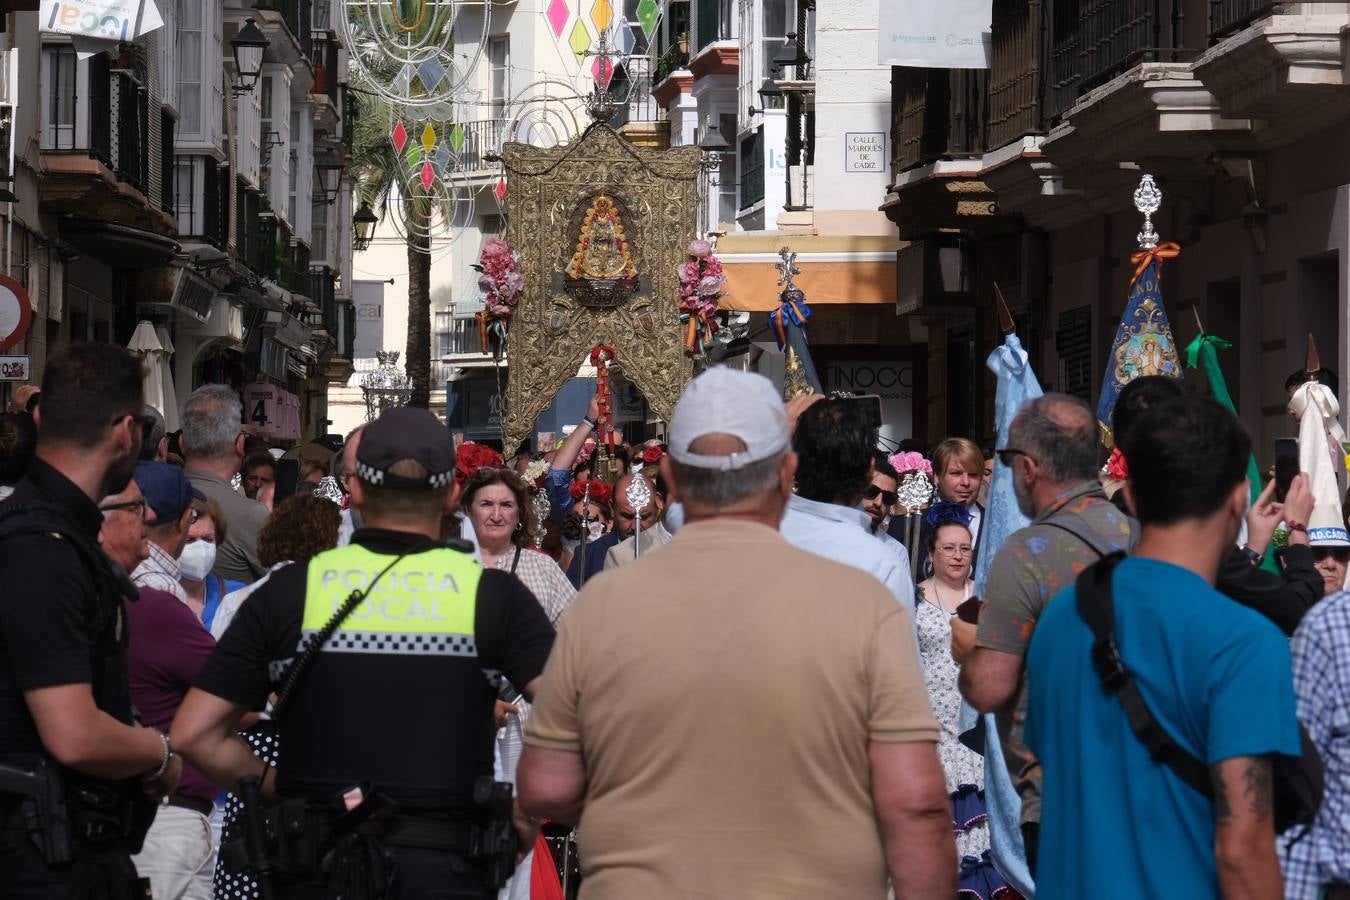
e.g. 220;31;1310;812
99;497;147;516
935;544;974;557
996;448;1033;467
863;484;898;506
1312;547;1350;563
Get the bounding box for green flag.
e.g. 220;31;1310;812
1185;332;1277;572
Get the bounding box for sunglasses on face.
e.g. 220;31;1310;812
996;448;1033;467
1313;547;1350;564
863;484;898;506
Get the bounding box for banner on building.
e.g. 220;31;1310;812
878;0;992;69
351;281;386;360
40;0;164;59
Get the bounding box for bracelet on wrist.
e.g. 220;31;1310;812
581;416;597;430
147;731;173;779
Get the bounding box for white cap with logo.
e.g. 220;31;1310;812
668;367;790;471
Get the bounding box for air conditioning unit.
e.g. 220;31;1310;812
138;267;217;323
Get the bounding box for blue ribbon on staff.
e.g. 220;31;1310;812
770;293;812;350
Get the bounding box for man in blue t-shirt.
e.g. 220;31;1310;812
1025;395;1301;898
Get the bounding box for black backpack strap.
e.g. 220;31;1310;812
1075;552;1214;798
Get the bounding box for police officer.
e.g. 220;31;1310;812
173;406;556;899
0;343;182;897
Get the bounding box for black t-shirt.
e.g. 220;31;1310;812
195;529;556;812
0;459;135;764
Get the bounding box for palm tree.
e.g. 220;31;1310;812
349;97;438;407
345;8;458;409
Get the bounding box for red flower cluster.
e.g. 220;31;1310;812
639;445;665;465
570;480;613;505
454;442;504;485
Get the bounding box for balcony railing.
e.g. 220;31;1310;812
290;241;311;295
238;183;263;270
611;57;662;127
739;129;764;209
159;109;176;213
438;317;485;357
1208;0;1279;42
454;119;505;175
312;267;337;334
695;0;729;51
987;0;1043;148
255;0;314;61
1050;0;1184;119
655;41;689;82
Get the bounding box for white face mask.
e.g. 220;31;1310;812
178;540;217;582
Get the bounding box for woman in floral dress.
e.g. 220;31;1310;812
915;507;1014;898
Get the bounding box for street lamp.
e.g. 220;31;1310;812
230;18;268;96
747;74;783;117
315;149;344;205
353;201;378;252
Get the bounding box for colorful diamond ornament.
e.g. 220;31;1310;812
494;179;508;203
590;0;613;34
546;0;570;39
449;124;466;154
421;123;436;153
593;57;615;88
390;121;409;154
569;20;591;61
636;0;660;39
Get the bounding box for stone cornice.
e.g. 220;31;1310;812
652;71;694;109
689;42;739;79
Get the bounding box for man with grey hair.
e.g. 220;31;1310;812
519;367;955;898
955;392;1138;878
181;385;268;582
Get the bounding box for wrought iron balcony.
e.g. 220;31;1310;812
987;0;1044;148
893;69;986;172
611;57;663;127
453;119;506;178
1049;0;1186;119
1208;0;1279;42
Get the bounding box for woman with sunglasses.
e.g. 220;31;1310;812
914;503;1010;899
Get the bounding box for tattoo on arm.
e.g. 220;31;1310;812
1210;757;1273;827
1240;758;1273;822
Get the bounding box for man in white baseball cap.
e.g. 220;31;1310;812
520;367;954;899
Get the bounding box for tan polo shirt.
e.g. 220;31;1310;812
525;518;938;899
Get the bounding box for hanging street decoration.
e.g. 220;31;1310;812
473;238;524;361
677;239;725;357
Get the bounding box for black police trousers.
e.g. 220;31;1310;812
277;847;494;900
0;806;142;900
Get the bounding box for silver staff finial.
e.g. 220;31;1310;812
1134;174;1163;250
776;246;801;291
625;475;652;560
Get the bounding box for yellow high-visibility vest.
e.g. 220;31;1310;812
301;544;482;656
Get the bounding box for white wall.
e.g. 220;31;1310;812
811;0;892;235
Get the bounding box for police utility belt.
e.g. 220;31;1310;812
228;539;518;897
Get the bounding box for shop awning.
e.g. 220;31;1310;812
716;233;904;312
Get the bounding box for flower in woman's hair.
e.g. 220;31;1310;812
1104;447;1129;482
924;500;972;530
640;445;665;464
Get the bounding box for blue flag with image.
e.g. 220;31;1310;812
1095;254;1183;440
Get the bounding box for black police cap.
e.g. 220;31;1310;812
355;407;457;491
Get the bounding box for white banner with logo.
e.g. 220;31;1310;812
40;0;164;59
878;0;992;69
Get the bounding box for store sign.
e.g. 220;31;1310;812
878;0;991;69
0;274;32;352
0;356;30;382
823;359;915;446
845;133;887;173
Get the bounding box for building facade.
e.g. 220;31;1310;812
884;0;1350;451
0;0;355;442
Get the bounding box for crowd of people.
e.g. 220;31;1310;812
1;341;1349;900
